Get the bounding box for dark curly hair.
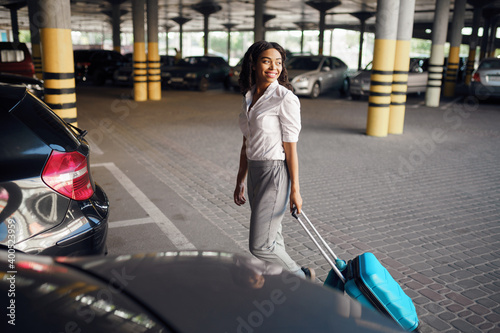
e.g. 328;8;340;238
238;40;293;96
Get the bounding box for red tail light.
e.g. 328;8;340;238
42;150;94;200
77;62;91;68
472;72;481;83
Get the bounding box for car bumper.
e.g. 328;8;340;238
16;184;110;256
470;82;500;98
291;80;312;96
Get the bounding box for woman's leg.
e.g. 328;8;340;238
247;160;303;275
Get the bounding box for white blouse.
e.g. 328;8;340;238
239;80;301;161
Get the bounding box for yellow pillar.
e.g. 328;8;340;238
367;39;397;137
133;42;148;102
32;43;43;79
464;48;476;85
443;46;460;97
148;42;161;100
41;27;77;126
389;40;411;134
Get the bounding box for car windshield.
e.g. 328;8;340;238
287;57;322;70
478;59;500;70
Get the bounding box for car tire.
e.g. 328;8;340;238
199;77;209;92
310;82;320;99
340;78;350;97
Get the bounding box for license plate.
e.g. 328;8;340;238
171;77;183;83
118;76;128;81
488;75;500;82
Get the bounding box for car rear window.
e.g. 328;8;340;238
479;60;500;70
0;49;25;62
11;92;81;152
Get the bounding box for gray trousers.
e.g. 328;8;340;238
247;159;302;275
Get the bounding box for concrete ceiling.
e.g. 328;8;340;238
0;0;499;38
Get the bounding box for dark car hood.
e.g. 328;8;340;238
0;72;43;85
54;251;404;333
166;65;208;74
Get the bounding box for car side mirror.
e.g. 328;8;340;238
322;66;331;72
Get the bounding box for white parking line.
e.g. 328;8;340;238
93;162;195;250
108;217;155;228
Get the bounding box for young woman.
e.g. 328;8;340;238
233;41;314;280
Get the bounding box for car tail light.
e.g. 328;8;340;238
472;72;481;83
42;150;94;200
77;61;91;68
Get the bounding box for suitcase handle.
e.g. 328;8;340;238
292;208;346;283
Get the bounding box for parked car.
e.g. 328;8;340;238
163;55;230;91
349;58;428;100
0;249;405;333
470;57;500;99
0;85;109;256
0;42;35;78
0;72;43;99
74;49;128;85
287;55;350;98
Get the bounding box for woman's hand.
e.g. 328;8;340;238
234;183;246;206
290;187;303;214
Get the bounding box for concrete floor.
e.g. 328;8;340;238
77;84;500;333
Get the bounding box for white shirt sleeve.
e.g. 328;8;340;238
279;92;301;143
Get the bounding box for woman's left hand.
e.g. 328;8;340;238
289;189;303;214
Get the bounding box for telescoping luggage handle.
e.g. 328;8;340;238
292;208;346;284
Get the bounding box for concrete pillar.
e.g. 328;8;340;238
388;0;416;135
112;2;121;53
479;14;491;60
192;1;222;56
5;3;24;43
132;0;147;102
425;0;450;107
306;1;341;56
224;23;237;63
254;0;264;42
351;12;375;70
147;0;161;100
443;0;466;97
366;0;399;137
27;0;43;79
488;17;499;57
465;7;482;85
38;0;77;126
172;17;191;57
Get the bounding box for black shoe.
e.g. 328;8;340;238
301;267;316;281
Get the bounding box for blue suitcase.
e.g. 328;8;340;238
293;210;419;332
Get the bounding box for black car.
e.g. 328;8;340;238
163;55;230;91
74;49;128;85
0;85;109;256
0;250;405;333
0;72;44;99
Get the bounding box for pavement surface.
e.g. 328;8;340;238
76;84;500;333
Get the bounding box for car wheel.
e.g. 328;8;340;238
199;77;209;92
310;82;320;99
340;78;350;97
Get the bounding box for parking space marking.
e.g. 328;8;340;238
108;217;155;228
93;162;195;250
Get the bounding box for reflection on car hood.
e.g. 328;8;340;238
55;251;404;333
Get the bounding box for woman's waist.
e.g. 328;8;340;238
247;159;285;167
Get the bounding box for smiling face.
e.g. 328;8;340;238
253;48;282;88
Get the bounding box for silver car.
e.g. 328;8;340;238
470;57;500;99
287;56;350;98
349;58;429;99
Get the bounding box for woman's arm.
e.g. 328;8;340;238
234;136;248;206
283;141;303;214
